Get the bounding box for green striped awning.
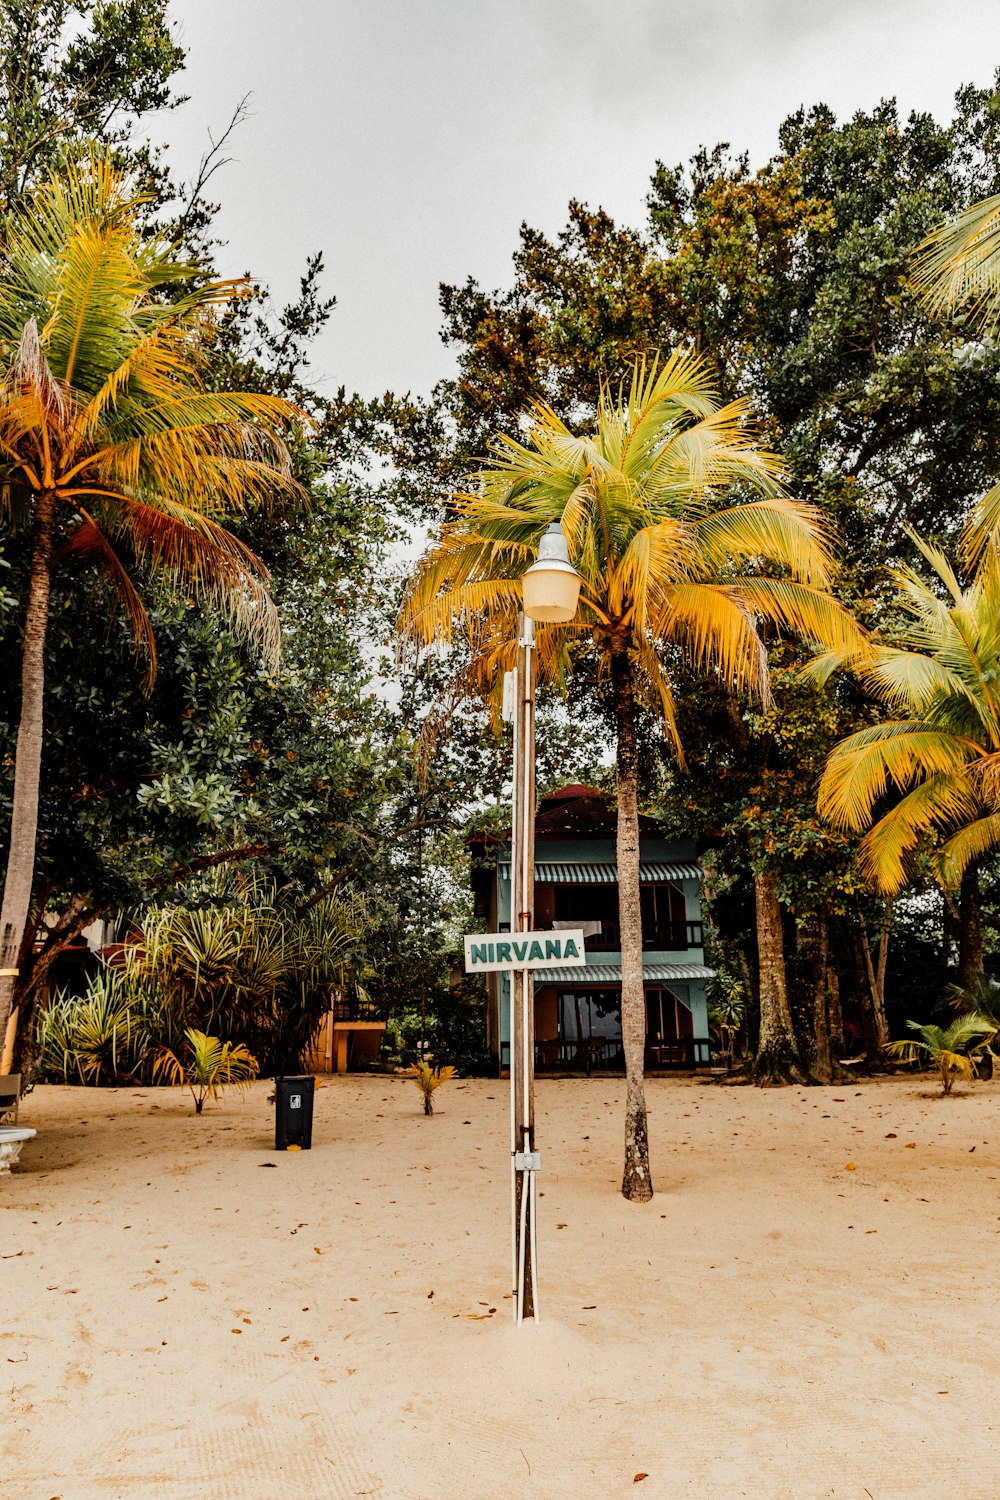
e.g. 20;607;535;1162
531;961;714;984
498;861;702;884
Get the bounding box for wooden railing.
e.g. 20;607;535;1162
500;1036;711;1072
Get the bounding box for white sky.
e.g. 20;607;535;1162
146;0;1000;400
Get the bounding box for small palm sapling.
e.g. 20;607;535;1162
411;1061;457;1115
153;1029;259;1113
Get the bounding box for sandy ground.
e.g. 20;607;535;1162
3;1072;1000;1500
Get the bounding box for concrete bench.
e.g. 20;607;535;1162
0;1125;35;1175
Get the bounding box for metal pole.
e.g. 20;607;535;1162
510;613;538;1325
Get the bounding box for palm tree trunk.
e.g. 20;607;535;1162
0;488;56;1067
611;650;653;1202
753;873;803;1082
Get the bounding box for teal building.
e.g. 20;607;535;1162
470;785;713;1073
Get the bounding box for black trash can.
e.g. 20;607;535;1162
275;1075;315;1150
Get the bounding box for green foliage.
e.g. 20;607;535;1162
132;874;368;1075
707;970;747;1066
885;1013;997;1094
152;1029;259;1114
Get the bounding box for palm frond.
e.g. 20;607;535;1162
818;721;978;831
936;814;1000;888
857;774;981;893
911;192;1000;333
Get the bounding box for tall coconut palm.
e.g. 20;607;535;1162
818;522;1000;896
0;156;301;1058
400;354;865;1200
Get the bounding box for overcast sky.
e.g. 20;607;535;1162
146;1;1000;400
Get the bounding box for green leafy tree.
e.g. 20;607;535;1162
398;78;1000;1072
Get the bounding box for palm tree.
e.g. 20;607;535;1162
400;354;864;1200
818;525;1000;896
0;156;301;1059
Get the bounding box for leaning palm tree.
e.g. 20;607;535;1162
401;354;865;1200
818;524;1000;895
0;156;301;1057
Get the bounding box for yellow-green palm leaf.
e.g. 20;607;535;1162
820;534;1000;891
911;192;1000;334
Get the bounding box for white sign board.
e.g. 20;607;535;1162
463;929;587;974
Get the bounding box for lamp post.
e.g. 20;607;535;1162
507;522;580;1325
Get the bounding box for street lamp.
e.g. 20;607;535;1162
508;522;580;1325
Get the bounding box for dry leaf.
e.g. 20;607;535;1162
905;1142;916;1149
844;1163;856;1171
634;1475;648;1484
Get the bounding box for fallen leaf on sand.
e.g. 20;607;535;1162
427;1291;434;1299
905;1142;916;1149
844;1163;856;1171
885;1133;897;1139
634;1475;648;1484
258;1163;277;1168
314;1247;322;1254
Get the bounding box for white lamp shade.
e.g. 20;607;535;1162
521;524;581;621
522;562;581;622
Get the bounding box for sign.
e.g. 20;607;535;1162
463;929;587;974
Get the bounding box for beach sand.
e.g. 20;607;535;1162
3;1072;999;1499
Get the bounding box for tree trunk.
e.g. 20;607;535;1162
859;908;890;1053
612;651;652;1202
806;911;831;1084
959;865;983;991
0;488;56;1068
826;961;844;1058
753;873;803;1083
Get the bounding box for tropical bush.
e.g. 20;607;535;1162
707;971;748;1069
35;874;369;1082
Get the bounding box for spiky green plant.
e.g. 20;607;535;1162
410;1060;457;1115
37;970;143;1084
152;1028;259;1113
885;1013;997;1095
